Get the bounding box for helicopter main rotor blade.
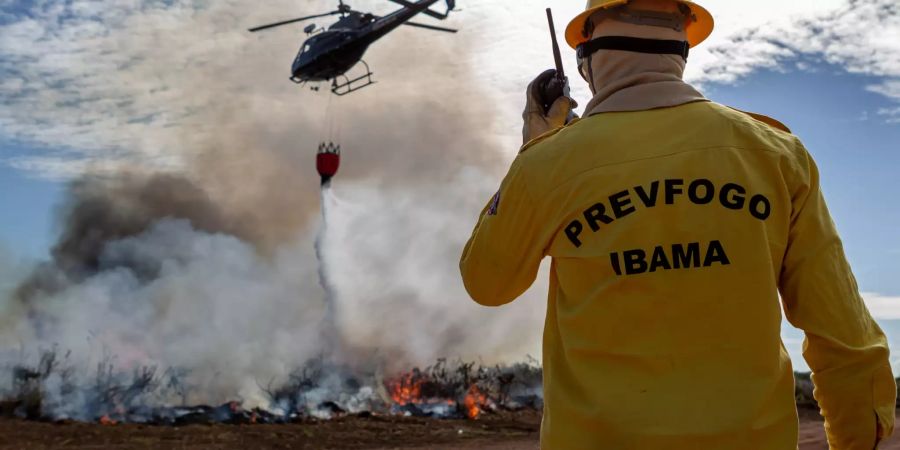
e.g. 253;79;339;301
386;0;449;20
403;21;458;33
248;11;339;32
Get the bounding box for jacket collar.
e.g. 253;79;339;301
581;37;707;116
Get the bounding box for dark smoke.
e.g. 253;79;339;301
15;173;250;304
53;175;244;275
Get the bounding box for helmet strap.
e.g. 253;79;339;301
577;36;690;61
586;53;597;94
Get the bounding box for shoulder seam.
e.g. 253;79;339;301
725;106;792;134
520;127;564;154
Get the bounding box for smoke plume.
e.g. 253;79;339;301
0;0;547;416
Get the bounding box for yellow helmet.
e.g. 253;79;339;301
565;0;714;49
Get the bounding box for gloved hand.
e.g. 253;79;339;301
522;69;579;145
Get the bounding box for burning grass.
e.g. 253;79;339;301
1;349;542;425
382;359;541;420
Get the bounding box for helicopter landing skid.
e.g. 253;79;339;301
331;60;376;96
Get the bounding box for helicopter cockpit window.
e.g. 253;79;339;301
295;37;318;65
302;35;322;53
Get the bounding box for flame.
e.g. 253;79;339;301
386;372;489;420
99;415;118;426
387;373;423;405
463;385;487;420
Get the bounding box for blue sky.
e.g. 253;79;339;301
0;139;60;259
0;0;899;370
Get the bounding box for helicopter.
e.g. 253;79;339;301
249;0;458;95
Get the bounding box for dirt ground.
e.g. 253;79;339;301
1;409;898;449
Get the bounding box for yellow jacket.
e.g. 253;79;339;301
460;101;895;449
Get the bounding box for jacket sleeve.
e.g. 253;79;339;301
459;157;546;307
779;145;896;449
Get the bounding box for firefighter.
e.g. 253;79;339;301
459;0;896;448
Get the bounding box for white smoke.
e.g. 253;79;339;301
0;179;547;415
1;219;328;409
324;175;546;370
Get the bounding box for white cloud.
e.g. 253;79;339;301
869;80;900;101
687;0;900;89
877;106;900;123
863;292;900;320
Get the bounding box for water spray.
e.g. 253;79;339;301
315;143;342;354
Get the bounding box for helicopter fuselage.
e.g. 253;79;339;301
292;29;372;81
290;0;442;83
